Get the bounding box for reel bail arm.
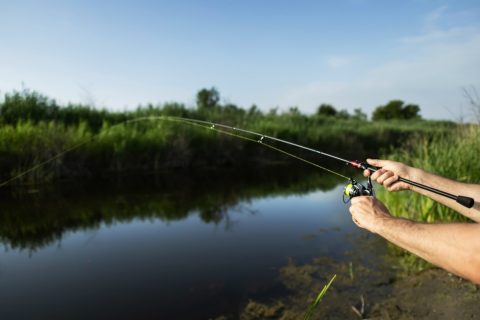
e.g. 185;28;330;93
343;176;374;203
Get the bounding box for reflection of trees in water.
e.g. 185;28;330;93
201;202;258;231
0;166;346;251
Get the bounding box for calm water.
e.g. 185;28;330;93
0;167;387;319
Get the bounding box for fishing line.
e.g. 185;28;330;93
160;117;475;207
180;120;350;180
0;116;474;208
0;116;349;188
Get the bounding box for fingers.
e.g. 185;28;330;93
383;175;399;188
349;196;373;228
377;171;394;184
369;167;401;191
352;217;361;227
348;201;360;226
370;168;399;188
363;169;371;177
366;158;387;167
350;196;371;205
349;197;390;233
370;168;387;181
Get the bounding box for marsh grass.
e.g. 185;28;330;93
0;89;459;184
0;117;457;184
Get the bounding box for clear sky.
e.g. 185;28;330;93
1;0;479;119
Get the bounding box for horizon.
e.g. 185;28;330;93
0;86;453;122
1;0;479;120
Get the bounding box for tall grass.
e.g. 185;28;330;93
0;89;459;184
0;118;456;184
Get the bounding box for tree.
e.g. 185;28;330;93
248;104;262;117
372;100;421;121
288;106;301;116
402;104;421;119
196;87;220;111
0;89;59;124
317;104;337;117
336;109;350;119
352;108;367;121
268;107;279;116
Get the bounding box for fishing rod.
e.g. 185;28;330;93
171;117;373;202
173;117;475;208
0;116;474;208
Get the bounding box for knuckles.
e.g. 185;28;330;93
350;196;374;207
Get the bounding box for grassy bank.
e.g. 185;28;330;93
0;90;458;184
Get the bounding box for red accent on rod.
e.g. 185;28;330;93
350;160;361;168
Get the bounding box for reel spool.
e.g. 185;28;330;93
343;177;374;203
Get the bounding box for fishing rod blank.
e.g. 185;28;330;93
0;115;475;208
179;117;352;164
176;117;475;208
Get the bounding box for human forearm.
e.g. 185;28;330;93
408;168;480;221
377;217;480;283
350;195;480;284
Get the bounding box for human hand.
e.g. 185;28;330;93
349;196;392;233
363;159;414;192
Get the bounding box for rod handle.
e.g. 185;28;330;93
351;161;475;209
400;177;475;208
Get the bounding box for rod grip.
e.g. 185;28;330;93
456;196;475;208
352;160;475;208
366;164;379;172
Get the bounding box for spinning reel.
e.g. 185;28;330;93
343;177;374;203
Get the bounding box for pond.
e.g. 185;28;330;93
0;166;397;319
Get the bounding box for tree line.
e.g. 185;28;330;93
0;87;422;130
197;87;421;120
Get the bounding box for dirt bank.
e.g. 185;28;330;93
236;257;479;320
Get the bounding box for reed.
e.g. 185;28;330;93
304;274;336;320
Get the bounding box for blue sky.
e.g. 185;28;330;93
1;0;479;119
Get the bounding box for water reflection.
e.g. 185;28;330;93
1;167;475;319
0;166;344;250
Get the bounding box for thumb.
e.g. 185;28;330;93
367;158;388;167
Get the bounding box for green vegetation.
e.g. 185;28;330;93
377;125;480;272
378;125;479;222
0;88;457;184
304;274;336;320
372;100;421;121
316;104;338;117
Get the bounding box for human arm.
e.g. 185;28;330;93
349;197;480;284
364;159;480;222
